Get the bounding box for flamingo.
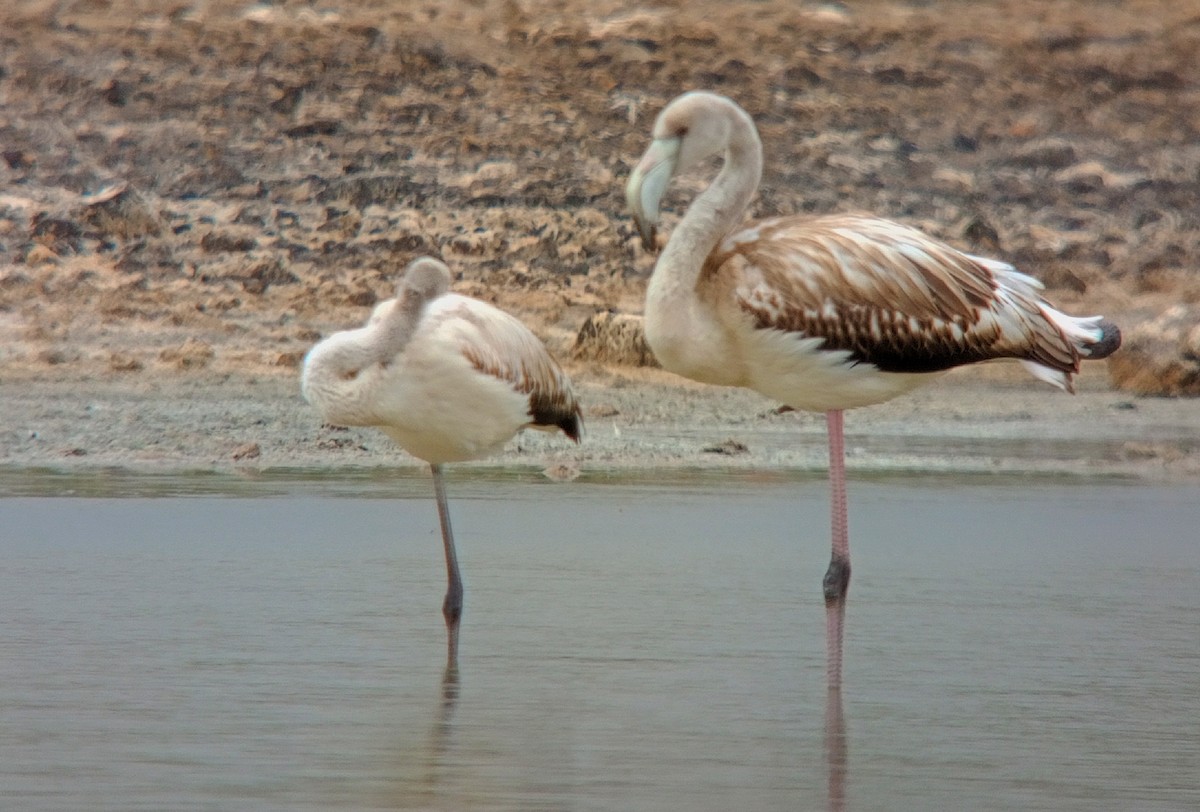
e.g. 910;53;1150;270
625;91;1121;690
301;256;583;665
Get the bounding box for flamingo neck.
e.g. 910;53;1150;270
645;105;762;383
650;108;762;306
300;329;380;425
374;295;426;362
300;294;431;426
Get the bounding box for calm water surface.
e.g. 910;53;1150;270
1;474;1197;811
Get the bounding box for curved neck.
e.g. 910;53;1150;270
659;107;763;289
373;293;428;363
300;327;379;424
302;292;431;408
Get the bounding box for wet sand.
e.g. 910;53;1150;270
1;363;1196;482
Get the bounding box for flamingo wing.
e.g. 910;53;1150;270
708;213;1085;377
453;304;584;441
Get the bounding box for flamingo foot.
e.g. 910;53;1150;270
823;555;851;603
443;591;462;670
824;555;850;690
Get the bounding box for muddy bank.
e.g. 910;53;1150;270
1;1;1198;489
3;0;1200;396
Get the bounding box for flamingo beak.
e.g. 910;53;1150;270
626;137;679;253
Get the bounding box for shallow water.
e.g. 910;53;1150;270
1;474;1198;811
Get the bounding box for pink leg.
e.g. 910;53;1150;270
431;464;462;670
824;410;851;691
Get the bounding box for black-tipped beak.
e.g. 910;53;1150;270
625;137;679;256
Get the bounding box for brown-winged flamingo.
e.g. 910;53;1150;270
626;90;1120;690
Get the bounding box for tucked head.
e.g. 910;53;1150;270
401;256;453;304
358;256;453;362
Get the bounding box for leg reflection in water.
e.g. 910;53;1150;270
416;662;461;802
825;688;848;812
437;662;460;740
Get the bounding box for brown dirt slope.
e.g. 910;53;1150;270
1;0;1199;393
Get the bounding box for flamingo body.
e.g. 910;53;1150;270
302;257;581;666
647;211;1114;412
304;293;579;463
626;91;1120;689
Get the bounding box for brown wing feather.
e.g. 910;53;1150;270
457;308;583;441
706;213;1078;374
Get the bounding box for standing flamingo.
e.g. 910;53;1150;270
625;91;1120;690
301;256;583;665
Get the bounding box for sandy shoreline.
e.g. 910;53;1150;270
3;0;1197;494
2;363;1196;488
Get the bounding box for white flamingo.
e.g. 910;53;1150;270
626;91;1121;690
301;257;583;665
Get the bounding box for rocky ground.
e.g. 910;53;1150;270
0;0;1197;481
